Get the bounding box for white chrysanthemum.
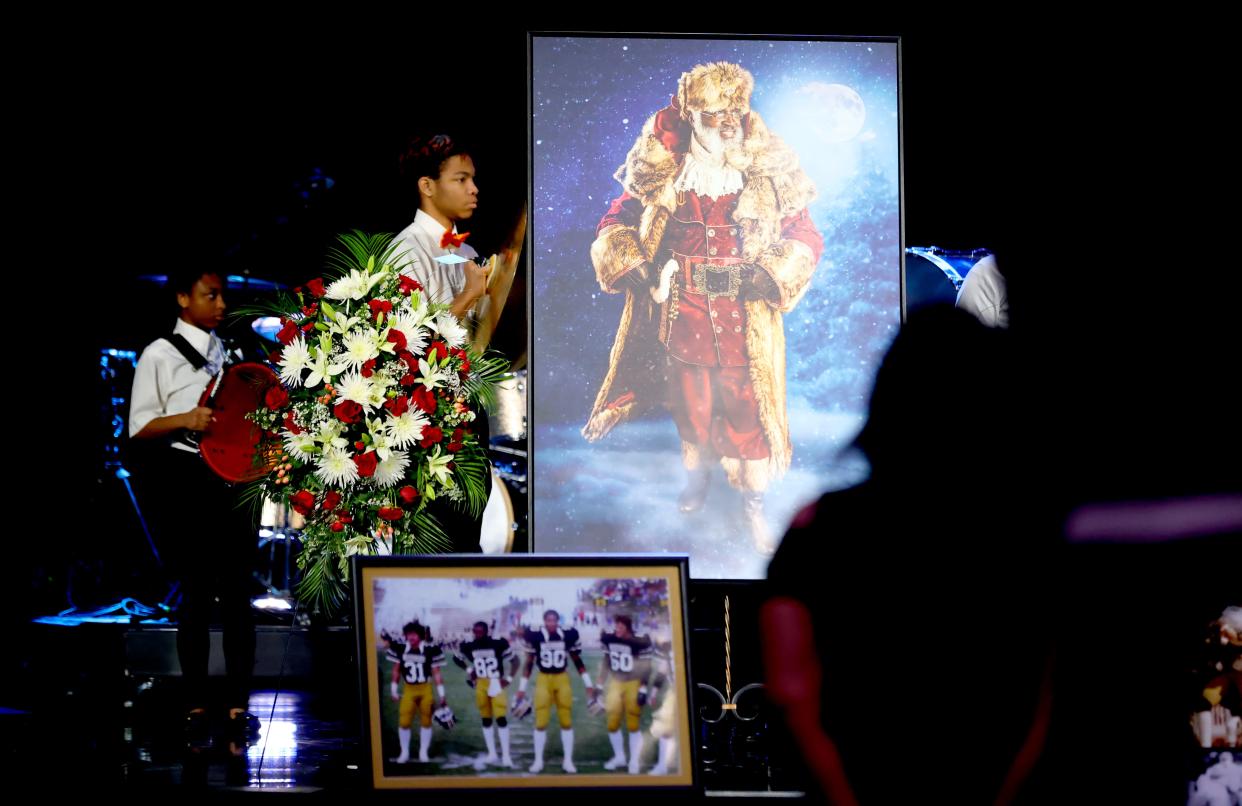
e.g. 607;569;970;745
373;450;411;489
314;447;359;486
431;312;468;349
324;271;366;301
282;429;319;461
325;268;388;302
278;336;311;387
388;311;429;357
329;330;380;373
386;410;429;449
336;370;376;411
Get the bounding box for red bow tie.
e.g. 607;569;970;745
440;230;470;249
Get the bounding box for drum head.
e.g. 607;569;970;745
198;362;280;482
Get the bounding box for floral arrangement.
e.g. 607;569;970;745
241;232;507;611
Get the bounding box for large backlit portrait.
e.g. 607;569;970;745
530;34;903;577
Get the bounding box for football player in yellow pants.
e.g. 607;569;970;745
597;615;655;773
514;610;591;773
389;621;449;763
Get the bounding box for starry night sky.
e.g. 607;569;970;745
529;36;902;574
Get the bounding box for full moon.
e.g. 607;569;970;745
795;82;867;143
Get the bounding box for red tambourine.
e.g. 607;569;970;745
197;361;280;483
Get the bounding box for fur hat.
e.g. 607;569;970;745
676;62;754;120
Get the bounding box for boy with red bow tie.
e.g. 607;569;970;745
394;133;490;325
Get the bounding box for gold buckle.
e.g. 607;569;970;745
690;262;742;301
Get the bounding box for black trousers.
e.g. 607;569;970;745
137;447;256;710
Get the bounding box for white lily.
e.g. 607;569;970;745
425;446;455;487
417;358;445;391
304;347;332;388
366;418;394;462
344;535;373;556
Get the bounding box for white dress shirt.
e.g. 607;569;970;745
391;209;480;311
129;318;224;449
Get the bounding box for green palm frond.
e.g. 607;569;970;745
463;352;512;413
452;444;490;519
230;290;300;322
235;480;269;527
296;551;348;615
400;510;453;554
325;231;401;278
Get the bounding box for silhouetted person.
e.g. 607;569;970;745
762;306;1055;803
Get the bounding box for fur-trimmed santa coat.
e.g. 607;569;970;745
583;107;822;481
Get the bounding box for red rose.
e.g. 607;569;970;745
354;451;378;477
354;441;366;451
268;348;283;364
336;510;353;524
399;373;416;387
290;490;315;517
306;278;326;298
301;304;318;318
410;387;436;414
301;321;316;334
276;320;300;345
264;384;290;410
419;426;443;448
452;428;464;441
385;395;409;417
386;329;407;352
459;359;470;374
368;299;393;321
361;358;377;379
396;350;416;368
321;490;342;511
426;341;447;362
446;441;463;453
398;485;419;504
330;521;345;533
398;275;423;296
334;400;363;424
282;410;302;435
377;506;405;522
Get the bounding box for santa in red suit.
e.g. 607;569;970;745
583;61;824;552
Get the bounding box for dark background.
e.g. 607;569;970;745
13;20;1235;629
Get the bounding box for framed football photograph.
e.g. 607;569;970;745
353;554;696;792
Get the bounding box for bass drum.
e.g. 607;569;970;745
904;246;991;312
198;361;280;483
480;467;515;554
